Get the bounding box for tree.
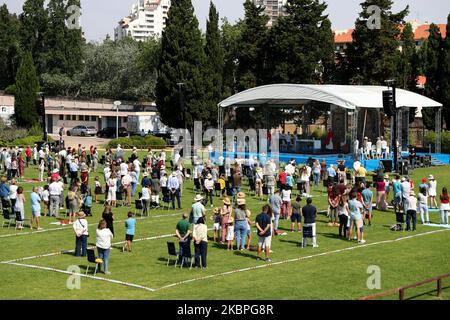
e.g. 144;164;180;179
204;1;224;120
264;0;335;84
13;52;40;128
398;23;419;123
19;0;48;76
44;0;68;75
441;14;450;128
235;0;268;92
221;18;242;98
156;0;209;129
64;0;84;75
344;0;409;85
0;4;21;90
421;24;443;129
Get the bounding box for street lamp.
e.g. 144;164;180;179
114;101;121;139
37;92;47;142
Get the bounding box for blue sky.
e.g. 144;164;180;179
1;0;449;42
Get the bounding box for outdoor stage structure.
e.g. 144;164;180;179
216;84;444;170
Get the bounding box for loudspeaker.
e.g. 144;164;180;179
398;160;409;175
381;160;393;173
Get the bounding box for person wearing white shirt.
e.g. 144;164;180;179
133;158;141;180
376;137;382;159
9;179;18;211
140;186;151;216
107;177;117;206
120;162;128;177
96;220;114;274
122;173;132;206
400;178;411;214
48;181;63;217
173;152;181;169
285;162;295;175
73;212;89;256
168;172;181;209
380;137;388;158
281;188;292;219
406;191;418;231
204;174;215;207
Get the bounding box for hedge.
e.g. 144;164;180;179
0;135;53;147
424;131;450;154
107;135;166;149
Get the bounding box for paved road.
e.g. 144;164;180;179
49;134;111;149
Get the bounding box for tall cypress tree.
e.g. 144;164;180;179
264;0;335;84
65;0;84;75
398;23;417;90
45;0;67;75
14;52;40;128
19;0;48;76
344;0;409;85
204;1;224;122
235;0;268;92
156;0;208;129
441;15;450;128
0;5;21;90
421;24;443;129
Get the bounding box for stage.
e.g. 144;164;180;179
211;151;450;172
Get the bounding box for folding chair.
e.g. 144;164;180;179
180;247;195;270
166;242;179;267
85;249;102;276
134;199;144;217
1;214;14;228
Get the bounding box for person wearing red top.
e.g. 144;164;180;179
375;179;387;211
439;187;450;225
279;171;287;190
25;146;32;167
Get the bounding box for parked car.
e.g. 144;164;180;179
66;125;97;137
97;127;128;138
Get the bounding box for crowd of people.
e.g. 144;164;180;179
1;141;449;273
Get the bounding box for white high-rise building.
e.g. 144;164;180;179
115;0;171;41
254;0;288;27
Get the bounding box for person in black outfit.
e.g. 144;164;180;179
301;197;318;247
102;205;115;235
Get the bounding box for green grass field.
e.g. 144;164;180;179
1;154;449;300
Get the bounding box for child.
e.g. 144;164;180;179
211;207;222;242
439;187;449;225
290;195;302;232
41;185;49;217
418;187;429;224
245;211;253;250
226;217;235;250
38;158;45;182
338;195;350;238
83;188;93;216
14;186;25;230
94;176;102;204
217;175;226;198
123;212;136;252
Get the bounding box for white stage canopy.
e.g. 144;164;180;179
218;84;443;110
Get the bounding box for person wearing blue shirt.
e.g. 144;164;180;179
361;182;373;226
123;212;137;252
30;187;42;230
0;176;10;217
326;164;337;186
348;191;366;244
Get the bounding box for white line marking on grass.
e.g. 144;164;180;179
0;212;181;239
157;228;450;291
0;232;178;264
3;261;156;292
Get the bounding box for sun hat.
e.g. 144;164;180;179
143;172;149;177
384;174;389;179
213;207;220;214
401;177;406;182
207;173;212;179
237;198;246;205
171;172;177;176
428;175;434;180
223;198;231;205
237;192;246;199
194;194;203;202
77;212;86;218
52;169;59;173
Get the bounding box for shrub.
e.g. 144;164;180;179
107;135;166;149
424;131;450;153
